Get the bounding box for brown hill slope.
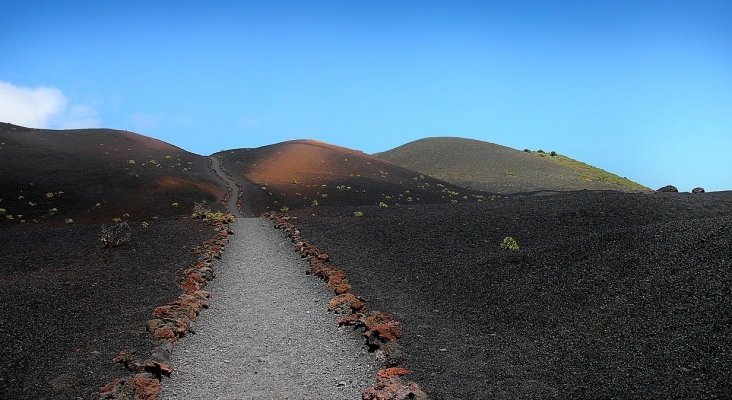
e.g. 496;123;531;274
215;139;486;214
376;137;649;193
0;123;224;224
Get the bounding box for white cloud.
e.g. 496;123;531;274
57;104;100;129
0;80;100;129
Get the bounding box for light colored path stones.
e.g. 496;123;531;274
161;158;375;399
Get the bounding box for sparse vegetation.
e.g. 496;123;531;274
379;202;388;208
280;206;290;213
550;151;557;157
101;221;131;248
354;211;364;217
171;202;179;208
500;236;520;251
192;200;235;222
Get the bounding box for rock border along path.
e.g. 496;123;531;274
160;157;375;399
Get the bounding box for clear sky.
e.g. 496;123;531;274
1;1;730;191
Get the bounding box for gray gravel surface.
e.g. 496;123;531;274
161;217;376;399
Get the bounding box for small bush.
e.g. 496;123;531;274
500;236;520;251
354;211;364;217
101;222;131;248
171;202;179;208
550;151;557;157
191;201;207;218
203;210;235;223
311;200;319;206
378;202;388;208
523;149;530;152
45;192;54;199
0;208;5;215
537;149;545;154
191;201;235;223
280;206;289;213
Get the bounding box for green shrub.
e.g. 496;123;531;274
500;236;520;251
354;211;364;217
550;151;557;157
203;210;235;223
101;222;131;248
378;202;388;208
537;149;545;154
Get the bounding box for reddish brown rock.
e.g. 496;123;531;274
328;293;365;312
152;305;172;319
332;281;352;295
338;313;365;327
362;376;427;400
377;368;412;380
153;326;175;341
324;269;346;288
366;321;402;342
132;373;160;400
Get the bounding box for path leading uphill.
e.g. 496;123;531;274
161;158;375;399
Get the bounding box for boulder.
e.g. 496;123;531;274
692;187;705;194
657;185;678;193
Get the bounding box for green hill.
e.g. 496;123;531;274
376;137;649;193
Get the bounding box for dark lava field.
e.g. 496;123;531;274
290;190;732;399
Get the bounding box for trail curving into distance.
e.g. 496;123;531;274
161;157;375;399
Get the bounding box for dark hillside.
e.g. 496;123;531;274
0;123;224;225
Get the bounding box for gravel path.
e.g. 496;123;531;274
161;160;375;399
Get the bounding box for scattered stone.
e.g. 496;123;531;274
362;376;427;400
328;293;365;312
657;185;678;193
132;373;161;400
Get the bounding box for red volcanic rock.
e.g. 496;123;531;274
179;275;203;294
377;368;412;379
363;311;395;329
328;293;365;312
173;319;189;337
145;319;165;333
325;269;346;288
366;321;402;342
153;326;175;341
338;313;365;327
99;378;134;399
152;306;173;319
143;359;173;378
132;373;161;400
333;281;352;295
362;376;427;400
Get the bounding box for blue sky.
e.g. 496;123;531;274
1;1;730;191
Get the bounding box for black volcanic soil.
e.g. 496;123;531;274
0;218;216;400
291;191;732;399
